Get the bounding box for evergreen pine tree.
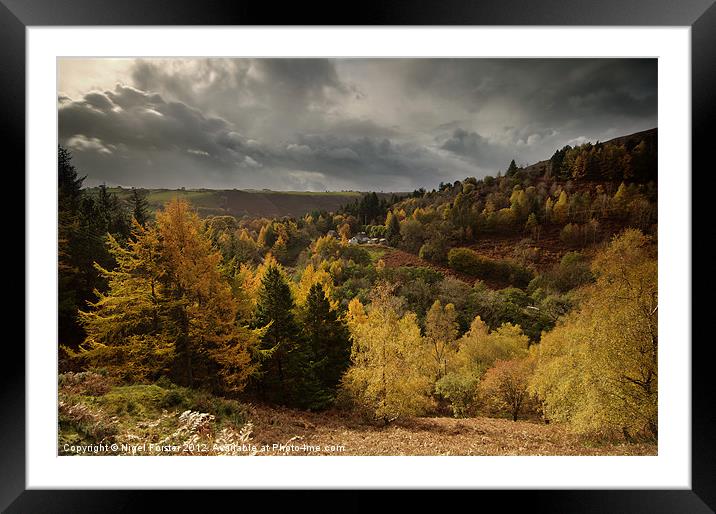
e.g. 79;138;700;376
301;283;351;393
255;264;322;407
129;187;150;226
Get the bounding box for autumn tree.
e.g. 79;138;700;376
612;182;629;217
74;224;170;381
481;357;534;421
454;317;529;377
341;287;433;423
552;191;569;224
399;218;424;253
385;210;401;246
530;229;657;439
338;222;352;241
544;197;554;224
233;229;261;265
424;300;459;380
76;200;260;393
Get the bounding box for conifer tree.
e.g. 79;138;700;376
58;146;86;346
301;283;351;392
76;223;173;381
525;213;540;241
129;187;150;227
254;264;322;407
58;146;116;347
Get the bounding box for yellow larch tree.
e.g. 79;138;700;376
77;199;260;393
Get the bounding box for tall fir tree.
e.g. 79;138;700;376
254;264;324;408
58;146;118;347
301;283;351;393
129;187;150;227
58;146;85;346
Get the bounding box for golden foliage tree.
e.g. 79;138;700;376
530;229;657;439
424;300;459;380
552;190;569;224
481;357;535;421
77;199;260;393
341;287;434;423
454;317;529;376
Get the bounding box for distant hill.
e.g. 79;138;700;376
84;188;398;219
521;127;657;180
85;128;655;219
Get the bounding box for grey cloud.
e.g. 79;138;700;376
60;85;233;158
59;58;657;190
439;129;516;170
83;92;115;111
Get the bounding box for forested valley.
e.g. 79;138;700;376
58;129;658;455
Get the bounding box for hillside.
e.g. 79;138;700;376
84;187;398;219
520;127;657;179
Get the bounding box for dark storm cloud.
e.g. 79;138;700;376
58;58;657;190
58;82;463;190
440;129;505;168
396;58;656;118
60;85;233;159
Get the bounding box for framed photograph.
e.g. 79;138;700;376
6;0;712;511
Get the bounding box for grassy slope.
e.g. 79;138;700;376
59;373;252;455
59;373;656;456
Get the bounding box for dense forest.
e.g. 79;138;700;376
59;128;658;455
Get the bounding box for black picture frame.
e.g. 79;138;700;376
4;1;711;511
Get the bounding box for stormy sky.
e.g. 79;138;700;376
58;58;657;191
